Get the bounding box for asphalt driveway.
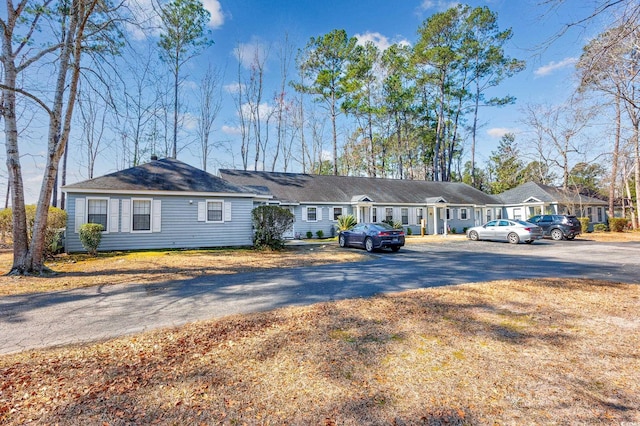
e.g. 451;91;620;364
1;239;639;354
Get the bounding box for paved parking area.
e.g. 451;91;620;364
1;239;638;354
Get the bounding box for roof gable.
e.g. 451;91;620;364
523;196;542;203
426;196;448;204
498;182;607;205
64;158;252;195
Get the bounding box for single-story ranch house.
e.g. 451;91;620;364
62;158;268;252
62;157;609;252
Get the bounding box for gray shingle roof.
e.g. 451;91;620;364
64;158;253;194
219;169;500;205
497;182;607;205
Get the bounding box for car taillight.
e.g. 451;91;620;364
379;231;404;236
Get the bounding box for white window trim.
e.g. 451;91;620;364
385;207;394;222
306;206;318;222
332;206;343;222
401;207;409;226
86;196;110;234
205;199;225;223
416;208;423;226
131;198;153;233
460;207;470;220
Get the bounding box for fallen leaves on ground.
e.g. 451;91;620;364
1;278;639;425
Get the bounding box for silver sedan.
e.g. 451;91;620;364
466;219;543;244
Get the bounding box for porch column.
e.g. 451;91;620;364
432;206;438;235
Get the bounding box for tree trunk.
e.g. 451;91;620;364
172;58;179;159
634;123;640;229
7;0;95;274
331;94;338;176
61;138;68;210
2;36;30;274
609;91;621;219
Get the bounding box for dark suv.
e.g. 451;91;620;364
527;215;581;240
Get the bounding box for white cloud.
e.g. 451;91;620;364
534;57;577;77
124;0;224;40
354;32;411;51
487;127;518;138
418;0;459;13
233;39;269;70
224;82;244;94
221;125;242;135
202;0;224;28
240;102;274;122
181;112;198;130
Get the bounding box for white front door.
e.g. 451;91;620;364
282;206;295;239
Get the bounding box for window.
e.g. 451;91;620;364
401;208;409;225
597;207;603;222
197;200;228;224
385;207;393;222
307;206;317;222
333;207;343;221
207;201;223;222
132;199;151;231
513;208;521;220
87;199;108;229
486;210;492;222
416;208;423;225
460;208;468;220
372;207;377;223
446;208;451;220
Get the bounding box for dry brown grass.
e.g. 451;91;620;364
1;234;639;424
0;245;367;297
1;278;638;425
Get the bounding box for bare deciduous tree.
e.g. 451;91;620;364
1;0;122;274
196;65;222;171
578;23;640;228
521;98;595;189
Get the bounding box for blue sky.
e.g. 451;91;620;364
200;0;604;164
3;0;613;203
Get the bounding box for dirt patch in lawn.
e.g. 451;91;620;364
1;278;638;425
0;245;368;297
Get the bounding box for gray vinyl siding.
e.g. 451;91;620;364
294;205;349;238
66;193;254;253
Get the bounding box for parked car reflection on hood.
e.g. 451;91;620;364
466;219;543;244
338;222;405;252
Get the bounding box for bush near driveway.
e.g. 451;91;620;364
252;205;294;250
609;217;628;232
0;278;638;424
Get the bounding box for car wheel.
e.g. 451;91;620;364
551;229;564;241
391;246;401;252
507;232;520;244
365;237;374;252
339;234;346;248
468;230;479;241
